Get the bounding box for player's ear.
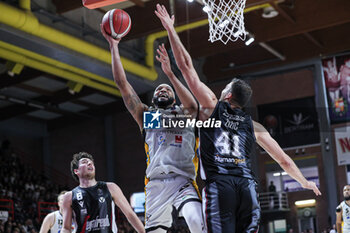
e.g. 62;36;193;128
225;92;232;100
74;169;79;175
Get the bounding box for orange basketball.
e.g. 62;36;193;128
102;9;131;39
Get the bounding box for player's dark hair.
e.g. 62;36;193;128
230;78;252;108
70;152;94;182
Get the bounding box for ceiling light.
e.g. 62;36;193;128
187;0;194;2
68;89;76;95
295;199;316;207
7;71;15;77
273;171;287;176
203;6;211;13
262;6;279;18
245;37;255;46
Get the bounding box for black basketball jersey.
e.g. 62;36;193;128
199;101;256;180
71;182;117;233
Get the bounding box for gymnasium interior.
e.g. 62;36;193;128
0;0;350;232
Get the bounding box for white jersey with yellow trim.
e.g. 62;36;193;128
51;211;76;233
144;105;197;180
339;201;350;232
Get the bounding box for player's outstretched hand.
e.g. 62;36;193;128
100;24;121;46
302;181;322;196
155;43;172;76
154;4;175;31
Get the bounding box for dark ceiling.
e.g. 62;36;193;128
0;0;350;129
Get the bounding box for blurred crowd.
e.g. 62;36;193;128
0;140;190;233
0;140;63;224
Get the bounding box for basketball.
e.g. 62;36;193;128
102;9;131;39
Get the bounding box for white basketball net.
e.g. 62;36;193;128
203;0;247;44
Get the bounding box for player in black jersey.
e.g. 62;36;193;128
61;152;145;233
155;4;321;233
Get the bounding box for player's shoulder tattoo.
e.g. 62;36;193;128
124;93;142;114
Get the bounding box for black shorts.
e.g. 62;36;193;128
203;175;260;233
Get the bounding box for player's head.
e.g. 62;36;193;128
220;78;252;108
152;84;176;109
71;152;95;182
343;184;350;200
57;190;67;211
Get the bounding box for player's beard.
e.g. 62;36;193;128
345;195;350;201
153;96;174;109
84;171;95;180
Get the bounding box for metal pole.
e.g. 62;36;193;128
313;61;338;225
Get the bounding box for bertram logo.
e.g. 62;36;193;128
143;110;221;129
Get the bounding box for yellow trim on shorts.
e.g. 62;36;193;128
192;180;201;200
193;136;199;177
192;136;201;200
144;142;150;224
144;142;150;186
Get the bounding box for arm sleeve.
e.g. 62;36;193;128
336;205;342;213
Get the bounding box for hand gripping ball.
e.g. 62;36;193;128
102;9;131;39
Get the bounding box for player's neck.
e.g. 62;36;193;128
224;99;240;110
155;104;173;110
79;178;97;188
346;199;350;205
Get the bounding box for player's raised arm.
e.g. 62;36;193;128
156;43;198;117
61;192;73;233
101;25;147;129
107;183;145;233
253;121;321;196
155;4;217;110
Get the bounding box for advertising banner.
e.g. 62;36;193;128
334;126;350;165
322;55;350;123
258;97;320;148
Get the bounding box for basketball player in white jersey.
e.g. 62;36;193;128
336;185;350;233
39;191;76;233
101;25;204;233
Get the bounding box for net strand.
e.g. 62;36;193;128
204;0;247;44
